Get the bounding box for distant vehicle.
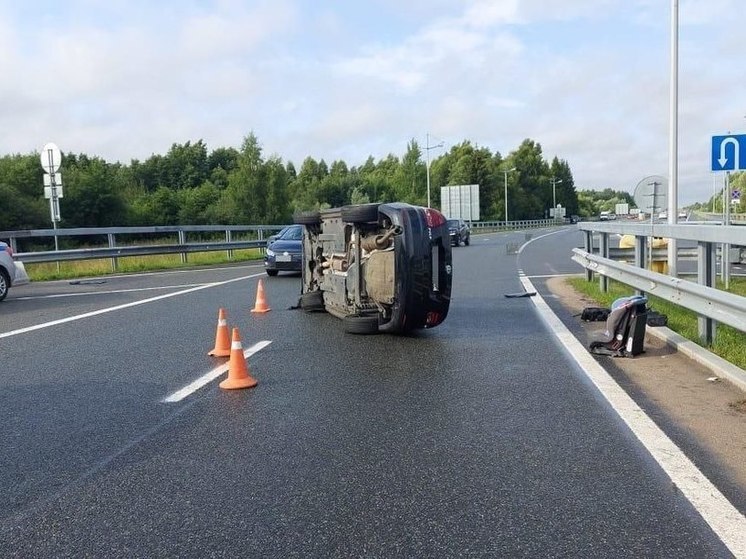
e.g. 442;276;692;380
446;219;470;247
294;202;452;334
569;215;581;224
0;241;30;301
264;224;303;276
599;211;611;221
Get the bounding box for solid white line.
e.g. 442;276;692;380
161;341;272;403
0;272;266;339
14;284;209;300
519;274;746;556
517;228;567;254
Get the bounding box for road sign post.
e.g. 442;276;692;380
40;143;63;259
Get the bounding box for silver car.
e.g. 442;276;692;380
0;241;30;301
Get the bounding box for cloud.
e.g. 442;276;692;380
0;0;744;206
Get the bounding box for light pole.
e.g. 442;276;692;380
425;132;444;208
550;177;563;219
504;167;516;223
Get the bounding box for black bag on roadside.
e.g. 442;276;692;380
580;307;611;322
646;309;668;327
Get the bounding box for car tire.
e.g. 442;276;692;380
300;290;325;312
341;203;380;223
293;211;321;225
0;269;8;302
464;236;470;246
343;314;379;334
266;269;279;277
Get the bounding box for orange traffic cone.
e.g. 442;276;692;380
219;328;258;390
208;308;231;357
250;279;271;313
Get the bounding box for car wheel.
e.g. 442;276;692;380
343;314;379;334
293;211;321;225
266;269;279;277
341;203;380;223
300;290;325;312
0;269;8;301
464;236;470;246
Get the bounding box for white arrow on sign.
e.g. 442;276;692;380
718;137;739;168
40;142;62;174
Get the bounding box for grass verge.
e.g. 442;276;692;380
567;276;746;371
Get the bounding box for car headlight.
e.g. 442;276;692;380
266;249;275;257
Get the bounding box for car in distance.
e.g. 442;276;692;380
446;219;470;247
294;202;452;334
0;241;30;301
264;224;303;276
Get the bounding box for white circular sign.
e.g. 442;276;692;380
40;142;62;173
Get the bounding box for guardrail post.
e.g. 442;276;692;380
599;233;609;293
584;231;593;281
226;230;233;260
108;233;118;271
178;230;187;264
634;235;646;297
697;241;716;344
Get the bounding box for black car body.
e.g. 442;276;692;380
264;224;303;276
447;219;470;246
294;203;452;334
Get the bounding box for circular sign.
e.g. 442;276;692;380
633;175;668;216
40;142;62;173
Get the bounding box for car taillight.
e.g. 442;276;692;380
425;311;443;327
424;208;446;228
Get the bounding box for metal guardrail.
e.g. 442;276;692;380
0;225;285;271
574;221;746;344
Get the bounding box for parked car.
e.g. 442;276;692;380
264;224;303;276
569;214;581;224
447;219;470;246
0;241;30;301
294;202;452;334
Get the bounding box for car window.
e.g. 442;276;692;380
280;225;303;240
447;220;459;227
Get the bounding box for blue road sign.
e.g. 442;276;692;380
712;134;746;171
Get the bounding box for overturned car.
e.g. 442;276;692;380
293;202;452;334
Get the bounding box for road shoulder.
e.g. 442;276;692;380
545;275;746;501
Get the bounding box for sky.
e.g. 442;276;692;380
1;0;744;207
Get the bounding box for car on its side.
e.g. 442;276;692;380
264;224;303;276
446;219;470;247
294;202;452;334
0;241;30;301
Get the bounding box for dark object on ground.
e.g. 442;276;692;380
580;306;610;322
504;292;536;298
589;295;648;357
646;309;668;327
69;280;107;285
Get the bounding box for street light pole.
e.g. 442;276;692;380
425;132;444;208
550;177;563;219
504;167;516;223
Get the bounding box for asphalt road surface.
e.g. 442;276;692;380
0;227;742;557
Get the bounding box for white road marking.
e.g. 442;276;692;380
519;271;746;557
161;341;272;403
517;229;567;254
0;272;266;339
14;284;208;300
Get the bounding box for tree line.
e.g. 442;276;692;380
0;132;607;232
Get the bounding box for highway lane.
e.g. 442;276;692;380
0;229;738;557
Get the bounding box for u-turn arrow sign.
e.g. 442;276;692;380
712;134;746;171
